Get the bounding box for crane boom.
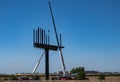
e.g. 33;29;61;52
48;1;60;47
32;51;45;74
48;1;66;76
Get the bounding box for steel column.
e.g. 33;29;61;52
45;48;49;80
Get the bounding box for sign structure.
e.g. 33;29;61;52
33;28;64;80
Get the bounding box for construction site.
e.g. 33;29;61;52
0;0;120;82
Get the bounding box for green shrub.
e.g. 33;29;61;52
99;74;105;80
33;75;40;80
10;75;18;80
77;71;85;80
70;67;85;80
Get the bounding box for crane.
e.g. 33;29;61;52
32;1;66;77
48;1;66;76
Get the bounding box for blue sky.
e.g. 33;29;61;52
0;0;120;74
